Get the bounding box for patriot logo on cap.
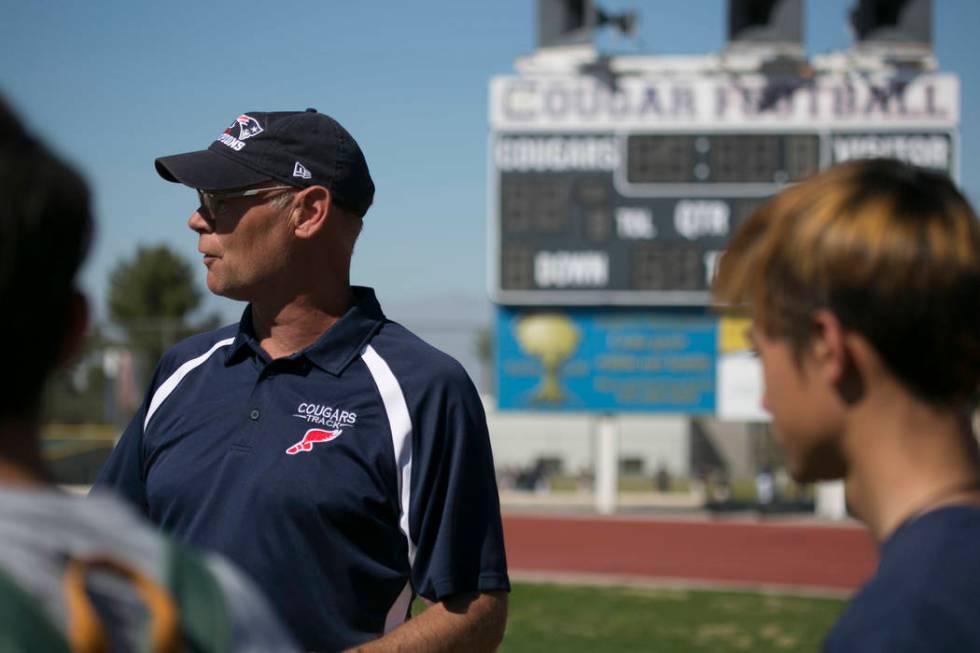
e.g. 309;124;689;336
233;114;264;140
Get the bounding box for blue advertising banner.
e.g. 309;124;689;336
496;307;717;413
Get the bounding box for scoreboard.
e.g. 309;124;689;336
489;72;959;305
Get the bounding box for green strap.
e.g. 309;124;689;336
165;540;233;653
0;565;72;653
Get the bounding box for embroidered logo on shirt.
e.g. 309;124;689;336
286;428;343;455
293;402;357;428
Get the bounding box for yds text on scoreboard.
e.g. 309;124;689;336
489;73;958;305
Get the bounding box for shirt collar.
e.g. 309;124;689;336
224;286;386;375
225;308;264;366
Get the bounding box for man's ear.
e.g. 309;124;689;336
809;309;848;384
57;290;89;369
291;186;332;239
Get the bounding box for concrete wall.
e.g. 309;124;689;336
484;395;771;480
484;397;690;477
697;418;758;478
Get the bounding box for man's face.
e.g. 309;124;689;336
750;326;847;483
187;183;296;301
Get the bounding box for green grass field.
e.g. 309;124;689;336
420;582;846;652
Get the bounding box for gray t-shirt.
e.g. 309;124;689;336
0;486;297;652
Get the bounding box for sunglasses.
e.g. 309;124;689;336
196;185;295;218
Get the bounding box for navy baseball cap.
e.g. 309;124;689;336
155;109;375;216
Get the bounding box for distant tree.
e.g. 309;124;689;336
107;244;220;373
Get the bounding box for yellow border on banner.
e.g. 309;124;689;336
718;316;752;354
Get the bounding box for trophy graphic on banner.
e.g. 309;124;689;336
515;313;580;403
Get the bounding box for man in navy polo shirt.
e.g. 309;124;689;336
95;109;510;652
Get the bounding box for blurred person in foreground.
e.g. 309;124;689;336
0;97;297;651
713;158;980;651
94;109;509;652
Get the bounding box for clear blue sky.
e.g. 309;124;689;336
2;1;978;324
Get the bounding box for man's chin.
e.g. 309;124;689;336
206;279;249;302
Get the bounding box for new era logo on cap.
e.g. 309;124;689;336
293;162;312;180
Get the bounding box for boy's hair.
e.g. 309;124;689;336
714;158;980;406
0;98;93;418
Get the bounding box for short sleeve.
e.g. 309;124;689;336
91;361;167;513
406;367;510;601
92;408;149;513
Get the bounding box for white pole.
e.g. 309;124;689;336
815;480;847;520
595;414;619;515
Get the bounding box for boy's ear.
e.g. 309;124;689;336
809;309;848;383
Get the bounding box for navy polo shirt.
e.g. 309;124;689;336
824;505;980;652
94;287;510;651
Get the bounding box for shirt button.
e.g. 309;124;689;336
249;409;260;420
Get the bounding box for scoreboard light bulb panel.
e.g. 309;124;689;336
624;133;821;185
491;130;954;305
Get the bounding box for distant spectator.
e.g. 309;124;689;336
693;464;709;502
711;467;732;504
774;466;793;502
755;466;774;514
532;459;550;494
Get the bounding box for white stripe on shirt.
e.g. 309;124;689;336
361;344;415;633
144;338;235;431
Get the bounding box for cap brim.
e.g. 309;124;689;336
154;149;270;191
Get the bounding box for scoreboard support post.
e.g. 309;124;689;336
816;480;848;520
594;414;619;514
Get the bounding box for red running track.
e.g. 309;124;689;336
503;514;878;593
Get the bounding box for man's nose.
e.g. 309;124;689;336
188;208;213;234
